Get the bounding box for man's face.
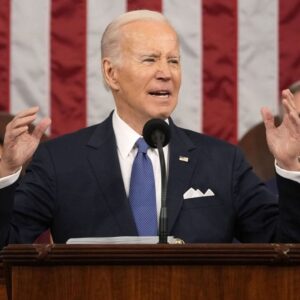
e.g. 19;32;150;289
109;20;181;132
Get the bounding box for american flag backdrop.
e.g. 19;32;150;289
0;0;300;143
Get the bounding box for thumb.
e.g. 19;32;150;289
32;117;51;140
261;107;275;131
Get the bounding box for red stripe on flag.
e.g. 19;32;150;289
50;0;87;137
0;0;10;111
127;0;162;12
202;0;238;144
279;0;300;91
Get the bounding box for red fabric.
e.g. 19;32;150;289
34;229;52;244
127;0;162;12
3;1;300;141
0;0;10;111
279;0;300;92
50;0;87;137
202;0;238;144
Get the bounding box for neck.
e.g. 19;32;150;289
115;111;147;135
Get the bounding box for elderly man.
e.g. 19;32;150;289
1;10;300;247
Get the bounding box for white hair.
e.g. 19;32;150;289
101;10;172;65
289;80;300;94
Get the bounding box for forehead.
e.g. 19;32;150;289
120;20;179;52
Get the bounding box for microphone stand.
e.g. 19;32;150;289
143;119;170;244
156;138;168;244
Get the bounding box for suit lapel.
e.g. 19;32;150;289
86;114;137;235
84;115;200;237
167;120;198;233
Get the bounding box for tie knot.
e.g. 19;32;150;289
136;138;149;154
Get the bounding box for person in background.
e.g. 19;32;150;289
1;10;300;247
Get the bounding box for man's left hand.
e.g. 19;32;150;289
261;89;300;171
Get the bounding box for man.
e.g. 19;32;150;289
1;10;300;247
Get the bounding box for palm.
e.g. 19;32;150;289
0;107;51;176
266;117;300;163
4;131;40;167
262;90;300;171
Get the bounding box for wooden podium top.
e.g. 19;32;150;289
2;243;300;265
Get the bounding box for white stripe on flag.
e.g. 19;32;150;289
10;0;51;123
238;0;279;139
163;0;202;132
87;0;126;126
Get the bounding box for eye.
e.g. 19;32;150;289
168;58;179;64
142;57;156;63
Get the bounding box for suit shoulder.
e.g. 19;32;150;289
42;124;98;149
180;127;237;152
42;115;113;151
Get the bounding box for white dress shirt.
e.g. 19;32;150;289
112;111;169;219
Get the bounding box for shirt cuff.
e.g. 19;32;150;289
0;168;22;189
275;162;300;184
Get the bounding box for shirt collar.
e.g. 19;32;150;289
112;110;141;159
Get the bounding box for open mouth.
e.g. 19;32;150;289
148;90;171;97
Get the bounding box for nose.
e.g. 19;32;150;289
155;60;171;81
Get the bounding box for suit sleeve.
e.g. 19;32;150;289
277;174;300;242
0;181;18;248
233;147;300;242
0;143;56;249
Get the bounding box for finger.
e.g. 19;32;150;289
282;89;296;110
281;97;298;115
31;117;51;140
8;106;40;130
5;125;29;142
8;114;37;130
261;107;275;130
282;88;294;99
284;106;300;129
14;106;40;119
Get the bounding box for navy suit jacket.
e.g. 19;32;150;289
1;113;300;247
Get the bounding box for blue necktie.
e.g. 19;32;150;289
129;138;157;236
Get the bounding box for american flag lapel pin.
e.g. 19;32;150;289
179;156;189;162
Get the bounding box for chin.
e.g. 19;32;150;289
149;113;170;122
158;108;175;119
153;107;174;118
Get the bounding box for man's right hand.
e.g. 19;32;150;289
0;107;51;178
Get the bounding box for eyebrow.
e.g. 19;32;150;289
140;53;159;58
168;55;180;59
139;53;180;59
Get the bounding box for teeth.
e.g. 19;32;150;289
149;91;170;96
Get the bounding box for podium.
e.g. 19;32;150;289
1;243;300;300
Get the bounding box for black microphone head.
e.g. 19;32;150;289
143;118;171;148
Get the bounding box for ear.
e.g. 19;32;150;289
102;58;119;91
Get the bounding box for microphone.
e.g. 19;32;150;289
143;119;171;244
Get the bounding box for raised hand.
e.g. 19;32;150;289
0;107;51;177
261;89;300;171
